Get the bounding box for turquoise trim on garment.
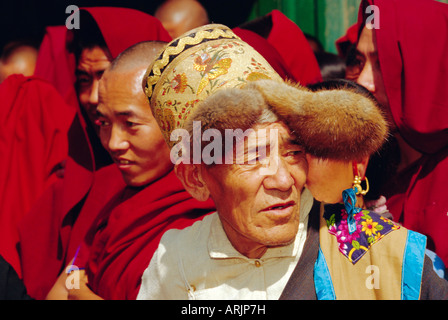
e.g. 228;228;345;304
401;230;427;300
342;188;361;235
314;247;336;300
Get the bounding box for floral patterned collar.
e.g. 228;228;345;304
323;203;400;264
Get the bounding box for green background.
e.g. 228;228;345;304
248;0;448;53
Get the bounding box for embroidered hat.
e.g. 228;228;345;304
143;24;282;148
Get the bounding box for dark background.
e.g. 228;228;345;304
0;0;257;51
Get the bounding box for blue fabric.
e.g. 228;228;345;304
342;188;361;234
314;247;336;300
401;230;427;300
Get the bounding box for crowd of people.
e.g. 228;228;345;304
0;0;447;300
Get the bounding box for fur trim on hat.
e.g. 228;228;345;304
181;87;272;164
244;79;388;161
183;87;267;137
183;79;388;161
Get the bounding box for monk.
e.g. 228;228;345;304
46;40;215;300
155;0;209;39
0;41;38;83
237;9;322;86
346;0;448;268
17;8;171;299
0;74;75;291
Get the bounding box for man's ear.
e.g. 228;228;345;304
175;163;211;201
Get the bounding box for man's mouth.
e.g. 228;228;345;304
262;201;296;211
114;158;135;169
116;159;131;165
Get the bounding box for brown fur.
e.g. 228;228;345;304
183;87;266;137
246;80;388;161
184;79;388;161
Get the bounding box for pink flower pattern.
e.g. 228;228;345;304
324;204;400;264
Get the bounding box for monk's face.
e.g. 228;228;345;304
96;68;172;187
199;122;308;258
346;26;395;131
76;46;111;126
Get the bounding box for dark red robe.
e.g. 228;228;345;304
358;0;448;266
0;75;75;276
18;7;171;299
76;170;215;300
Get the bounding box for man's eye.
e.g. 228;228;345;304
76;76;91;86
126;121;138;128
287;150;303;157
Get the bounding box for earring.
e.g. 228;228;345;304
353;175;369;196
352;161;369;196
341;163;367;235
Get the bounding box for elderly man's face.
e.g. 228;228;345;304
96;67;172;187
200;122;307;258
76;46;111;126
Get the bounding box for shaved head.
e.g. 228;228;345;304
98;40;172;187
155;0;209;39
108;40;167;73
0;43;38;83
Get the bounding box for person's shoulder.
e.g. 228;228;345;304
161;211;216;247
323;203;407;263
153;212;217;273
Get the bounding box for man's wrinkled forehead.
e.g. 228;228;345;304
228;122;302;162
243;122;299;147
76;46;111;74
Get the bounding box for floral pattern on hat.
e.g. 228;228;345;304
144;24;282;148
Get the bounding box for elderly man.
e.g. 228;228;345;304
137;24;448;299
138;81;313;299
138;78;448;300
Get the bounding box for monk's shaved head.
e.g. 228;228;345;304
98;40;172;187
108;40;167;73
0;42;38;83
155;0;209;39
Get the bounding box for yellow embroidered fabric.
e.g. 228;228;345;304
143;24;282;147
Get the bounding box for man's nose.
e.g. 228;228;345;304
89;79;100;106
356;63;376;93
262;158;294;192
108;125;129;153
